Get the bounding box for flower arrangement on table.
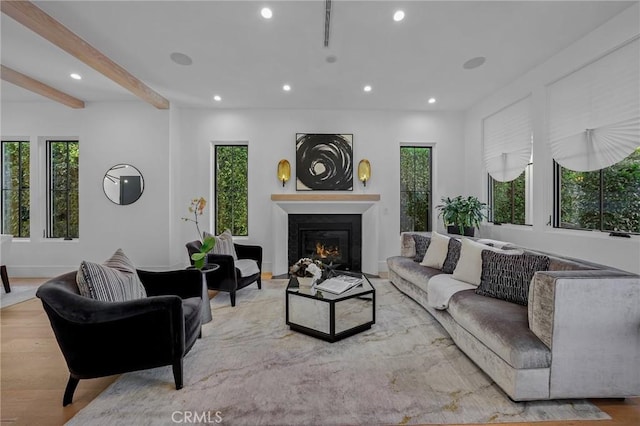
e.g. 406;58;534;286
289;258;324;277
182;197;216;269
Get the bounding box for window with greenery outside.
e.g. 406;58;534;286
490;170;527;225
1;141;30;237
215;145;248;236
558;147;640;234
48;141;79;239
400;146;432;232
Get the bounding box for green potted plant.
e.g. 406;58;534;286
436;195;487;237
182;197;216;269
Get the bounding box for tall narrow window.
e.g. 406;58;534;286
555;147;640;234
47;140;79;239
215;145;248;236
1;141;30;237
488;163;532;225
400;146;432;232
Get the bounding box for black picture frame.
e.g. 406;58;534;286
295;133;353;191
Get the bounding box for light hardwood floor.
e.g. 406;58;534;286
1;278;638;426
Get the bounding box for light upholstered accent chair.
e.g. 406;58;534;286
186;238;262;307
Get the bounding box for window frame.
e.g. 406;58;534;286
1;140;30;238
487;163;533;226
399;145;433;233
553;156;640;235
213;143;248;237
46;140;79;240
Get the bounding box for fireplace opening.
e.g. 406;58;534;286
288;214;362;272
301;230;347;264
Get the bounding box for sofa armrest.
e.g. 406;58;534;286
235;243;262;270
528;270;640;398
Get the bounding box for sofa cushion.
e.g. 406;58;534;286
420;231;450;269
205;229;238;260
442;238;462;273
387;256;442;293
412;234;431;262
236;258;260;277
426;274;475;310
447;290;551;369
476;251;550;305
76;249;147;302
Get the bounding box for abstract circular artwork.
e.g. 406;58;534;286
296;133;353;191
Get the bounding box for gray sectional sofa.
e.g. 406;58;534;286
387;232;640;401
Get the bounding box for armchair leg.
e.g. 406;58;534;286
173;360;184;390
230;292;236;307
1;265;10;293
63;375;79;406
257;277;262;290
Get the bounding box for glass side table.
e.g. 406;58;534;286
286;272;375;342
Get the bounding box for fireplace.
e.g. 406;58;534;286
288;214;362;271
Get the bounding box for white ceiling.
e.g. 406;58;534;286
1;1;636;111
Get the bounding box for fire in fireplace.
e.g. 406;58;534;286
316;242;339;259
288;214;362;271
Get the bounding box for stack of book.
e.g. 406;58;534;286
314;275;363;294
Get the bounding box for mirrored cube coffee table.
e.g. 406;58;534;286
286;273;375;342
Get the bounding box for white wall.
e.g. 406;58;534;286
2;101;464;276
464;4;640;274
178;109;466;273
1;101;172;275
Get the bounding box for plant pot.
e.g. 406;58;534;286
447;225;475;237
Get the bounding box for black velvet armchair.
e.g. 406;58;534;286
36;268;203;406
186;240;262;306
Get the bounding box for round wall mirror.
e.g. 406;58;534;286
103;164;144;205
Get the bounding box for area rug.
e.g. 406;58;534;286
67;279;609;425
0;284;38;309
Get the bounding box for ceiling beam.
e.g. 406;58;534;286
1;0;169;109
1;65;85;109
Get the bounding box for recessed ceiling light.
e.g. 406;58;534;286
283;84;291;91
213;95;222;102
393;10;405;22
428;97;437;104
70;73;82;80
261;7;273;19
170;52;193;66
463;56;486;70
363;85;372;92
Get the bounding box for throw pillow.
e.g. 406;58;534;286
420;231;450;269
204;229;238;260
412;234;431;262
452;238;522;286
442;238;462;274
476;251;551;305
76;249;147;302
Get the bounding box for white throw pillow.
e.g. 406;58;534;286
204;229;238;260
420;231;450;269
452;238;522;286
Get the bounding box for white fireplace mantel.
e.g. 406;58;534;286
271;194;380;276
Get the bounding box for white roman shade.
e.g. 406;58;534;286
483;96;533;182
547;37;640;172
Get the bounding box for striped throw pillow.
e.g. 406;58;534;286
76;249;147;302
204;229;238;260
